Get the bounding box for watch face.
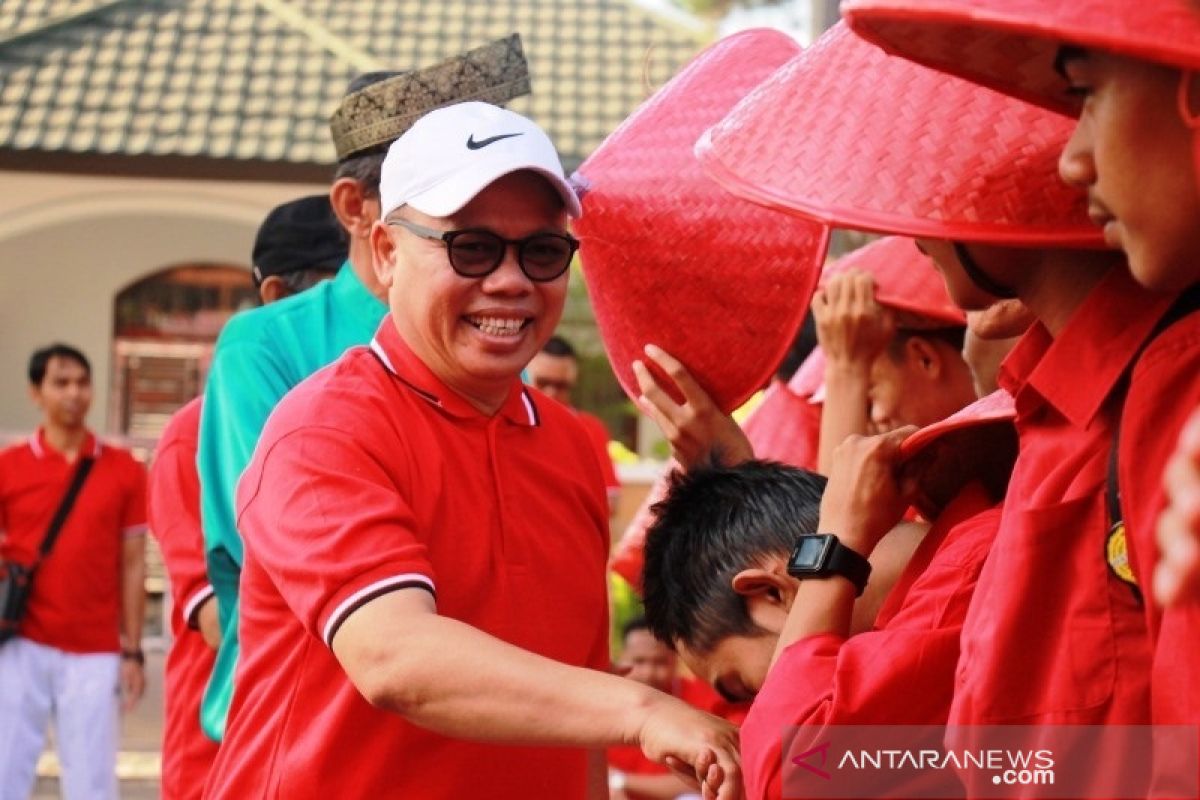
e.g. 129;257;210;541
795;536;828;567
789;534;833;573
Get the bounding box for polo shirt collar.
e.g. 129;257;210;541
333;260;388;332
31;428;101;460
370;316;540;427
998;267;1176;429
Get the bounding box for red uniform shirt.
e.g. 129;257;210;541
950;268;1161;792
205;318;611;799
0;429;146;653
1119;308;1200;728
741;484;1001;800
1117;305;1200;795
148;397;220;799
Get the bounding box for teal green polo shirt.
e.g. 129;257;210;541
197;261;386;740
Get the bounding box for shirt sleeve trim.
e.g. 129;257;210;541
122;523;149;539
322;573;436;647
182;584;215;628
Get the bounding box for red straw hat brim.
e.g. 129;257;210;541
899;389;1018;519
843;0;1200;116
696;22;1105;248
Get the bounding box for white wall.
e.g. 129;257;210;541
0;170;325;435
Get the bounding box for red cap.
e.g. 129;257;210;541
696;22;1103;247
899;389;1018;519
571;29;829;414
843;0;1200;117
822;237;966;327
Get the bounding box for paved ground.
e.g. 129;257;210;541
32;644;165;799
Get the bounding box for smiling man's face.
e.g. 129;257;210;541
375;170;570;412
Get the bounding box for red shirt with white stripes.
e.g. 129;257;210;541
0;428;147;653
206;316;611;799
147;397;219;799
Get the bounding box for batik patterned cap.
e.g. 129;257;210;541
330;34;531;161
696;22;1103;247
842;0;1200;116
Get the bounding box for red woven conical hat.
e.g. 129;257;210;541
572;29;829;414
842;0;1200;117
823;237;965;327
696;22;1103;247
899;389;1018;519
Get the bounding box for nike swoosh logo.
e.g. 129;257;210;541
466;132;524;150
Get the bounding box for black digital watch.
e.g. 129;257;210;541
786;533;872;596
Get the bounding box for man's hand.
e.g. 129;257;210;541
812;270;895;368
634;694;741;800
820;427;918;555
632;344;754;469
1156;407;1200;606
197;596;221;650
120;658;145;712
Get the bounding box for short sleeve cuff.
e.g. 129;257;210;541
122;523;148;539
320;572;436;648
182;584;215;628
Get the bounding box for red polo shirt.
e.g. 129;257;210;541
0;429;146;653
741;484;1001;800
204;317;611;799
577;410;621;500
950;268;1163;792
148;397;220;799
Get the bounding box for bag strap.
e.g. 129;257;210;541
36;455;95;563
1107;284;1200;562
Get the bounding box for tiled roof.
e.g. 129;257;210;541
0;0;706;173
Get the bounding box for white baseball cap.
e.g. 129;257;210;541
379;101;582;219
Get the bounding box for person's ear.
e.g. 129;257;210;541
329;179;377;241
27;382;42;409
906;336;944;378
257;276;287;305
370;221;399;291
731;562;799;616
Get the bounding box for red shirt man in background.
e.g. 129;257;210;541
0;343;147;799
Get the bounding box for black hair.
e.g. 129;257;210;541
274;267;340;296
541;335;577;359
28;343;91;386
621;615;652;644
885;326;967;363
642;460;827;654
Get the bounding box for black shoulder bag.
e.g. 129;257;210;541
0;455;95;644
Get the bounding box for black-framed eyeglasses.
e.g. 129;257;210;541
388;218;578;282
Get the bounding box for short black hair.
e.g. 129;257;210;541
621;615;652;644
886;326;967;362
28;343;91;386
642;461;826;654
274;267;340;296
541;335;577;359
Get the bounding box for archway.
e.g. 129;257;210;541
109;263;256;450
